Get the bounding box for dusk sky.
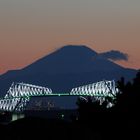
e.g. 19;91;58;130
0;0;140;74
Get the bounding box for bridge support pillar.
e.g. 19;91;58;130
12;113;25;121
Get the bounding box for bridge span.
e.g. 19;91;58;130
0;80;119;112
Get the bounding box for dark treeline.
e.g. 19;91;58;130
76;70;140;139
0;71;140;140
77;70;140;114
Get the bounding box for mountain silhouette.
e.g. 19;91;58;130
0;45;137;108
22;45;98;74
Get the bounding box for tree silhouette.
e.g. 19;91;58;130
76;96;109;127
77;70;140;115
115;70;140;113
76;72;140;139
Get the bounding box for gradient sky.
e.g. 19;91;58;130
0;0;140;74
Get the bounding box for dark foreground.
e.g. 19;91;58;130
0;112;139;140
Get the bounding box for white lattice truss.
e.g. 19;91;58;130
0;80;119;112
70;80;118;97
0;82;52;112
70;80;119;106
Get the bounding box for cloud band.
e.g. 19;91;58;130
99;50;128;61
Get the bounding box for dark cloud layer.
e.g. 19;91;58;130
99;50;128;61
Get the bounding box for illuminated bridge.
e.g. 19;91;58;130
0;80;119;112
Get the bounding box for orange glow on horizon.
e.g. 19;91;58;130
0;0;140;74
